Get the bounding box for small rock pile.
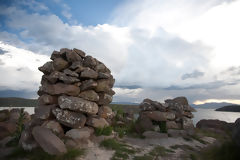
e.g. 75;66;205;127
20;48;115;155
136;97;196;134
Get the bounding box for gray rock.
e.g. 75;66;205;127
38;61;54;75
53;57;68;71
81;68;98;79
0;110;9;122
58;73;80;84
98;93;112;105
143;99;166;111
98;106;114;119
139;102;156;111
60;48;71;55
83;56;97;68
162;112;175;120
80;79;97;91
98;72;111;79
141;111;167;121
95;79;111;92
66;50;83;62
66;127;94;140
135;115;154;133
95;63;110;73
39;82;80;96
79;90;99;102
50;50;61;60
166;121;179;129
32;126;67;155
42;120;64;137
143;131;168;139
63;69;79;77
173;96;188;105
70;61;83;70
19;130;38;151
44;71;60;83
38;94;58;105
182;117;194;129
86;117;109;128
73;48;86;58
58;95;98;114
52;108;86;128
34;104;56;120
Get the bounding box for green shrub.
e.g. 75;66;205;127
95;126;113;136
159;121;167;133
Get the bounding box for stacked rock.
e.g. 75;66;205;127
20;48;115;155
136;97;196;133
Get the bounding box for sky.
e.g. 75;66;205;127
0;0;240;104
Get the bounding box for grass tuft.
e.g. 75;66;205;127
100;138;136;160
95;126;113;136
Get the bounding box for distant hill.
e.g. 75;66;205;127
0;97;37;107
216;105;240;112
191;102;236;109
111;101;139;105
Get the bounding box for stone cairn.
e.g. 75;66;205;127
136;97;196;137
19;48;115;155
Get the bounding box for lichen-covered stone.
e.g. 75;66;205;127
52;108;86;128
58;96;98;115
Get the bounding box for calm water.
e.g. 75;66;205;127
1;107;240;125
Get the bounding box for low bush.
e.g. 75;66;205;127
95;126;113;136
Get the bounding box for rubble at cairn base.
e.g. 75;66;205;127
20;48;115;155
136;96;196;137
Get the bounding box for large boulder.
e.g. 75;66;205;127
0;122;16;140
52;108;86;128
0;110;9;122
196;119;233;132
166;121;179;129
173;96;189;105
32;126;67;155
135;115;154;133
58;95;98;115
66;50;83;62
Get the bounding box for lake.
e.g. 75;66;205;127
1;107;240;125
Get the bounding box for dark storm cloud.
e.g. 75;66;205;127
181;70;204;80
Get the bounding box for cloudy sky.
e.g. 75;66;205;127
0;0;240;104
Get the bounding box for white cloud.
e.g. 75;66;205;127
1;0;240;103
0;42;49;91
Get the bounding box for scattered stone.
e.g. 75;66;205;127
0;110;9;122
80;79;98;91
168;129;187;137
141;111;167;121
233;118;240;147
182;117;194;129
32;126;67;155
0;122;16;140
64;69;79;77
73;48;86;58
66;50;83;62
38;61;54;75
83;56;97;68
166;121;179;129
